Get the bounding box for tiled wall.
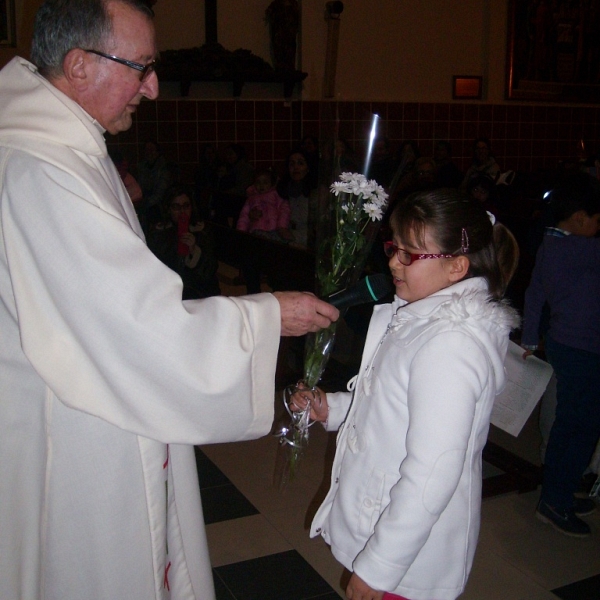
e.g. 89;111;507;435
109;99;600;185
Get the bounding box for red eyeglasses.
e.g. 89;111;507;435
383;241;455;266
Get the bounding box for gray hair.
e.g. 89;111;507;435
30;0;153;80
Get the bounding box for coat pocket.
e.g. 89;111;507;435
357;467;392;537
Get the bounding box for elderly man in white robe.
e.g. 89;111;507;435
0;1;338;599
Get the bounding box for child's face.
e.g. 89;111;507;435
255;174;273;193
388;226;460;303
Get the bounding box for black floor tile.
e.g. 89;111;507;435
201;482;259;524
213;550;337;600
213;570;237;600
552;574;600;600
195;447;259;524
195;447;231;488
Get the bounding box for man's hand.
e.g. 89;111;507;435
345;573;384;600
273;291;339;337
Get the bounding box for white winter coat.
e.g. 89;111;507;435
311;277;519;600
0;57;280;600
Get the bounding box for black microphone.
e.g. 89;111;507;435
326;273;393;309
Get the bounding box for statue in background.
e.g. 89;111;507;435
265;0;300;72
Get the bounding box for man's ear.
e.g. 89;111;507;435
447;255;470;282
62;48;90;90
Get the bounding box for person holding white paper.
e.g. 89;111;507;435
521;172;600;538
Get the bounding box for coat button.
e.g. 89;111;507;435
335;477;339;483
316;527;322;533
364;498;373;508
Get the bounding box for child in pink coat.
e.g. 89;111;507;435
237;169;292;241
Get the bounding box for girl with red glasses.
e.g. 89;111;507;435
290;189;520;600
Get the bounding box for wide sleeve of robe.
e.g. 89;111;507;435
1;149;280;445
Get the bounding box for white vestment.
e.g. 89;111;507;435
0;57;280;600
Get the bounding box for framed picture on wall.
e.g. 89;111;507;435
506;0;600;103
1;0;16;47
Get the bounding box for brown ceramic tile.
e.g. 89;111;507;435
449;121;463;139
291;121;301;143
198;121;217;143
520;121;533;139
337;102;355;121
255;120;274;141
178;121;198;143
273;120;291;141
403;121;418;140
157;121;177;144
404;102;419;120
449;103;464;121
177;100;197;122
371;102;388;120
136;99;157;122
492;105;507;122
432;121;449;141
235;101;254;120
354;102;372;121
136;121;158;144
217;120;235;141
387;120;403;142
197;101;217;121
236;120;255;141
300;101;319;120
479;104;493;121
418;120;434;140
255;101;273;120
463;121;478;140
302;121;320;140
506;104;520;122
157;100;177;122
492;121;507;139
387;102;403;120
506;122;520;140
419;103;435;120
434;103;450;121
337;121;354;143
217;101;236;120
273;101;292;120
271;142;294;165
464;104;479;122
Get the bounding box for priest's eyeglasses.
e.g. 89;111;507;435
383;241;455;266
84;49;157;81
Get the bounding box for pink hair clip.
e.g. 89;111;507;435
461;228;469;253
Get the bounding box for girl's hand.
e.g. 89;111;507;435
179;232;196;252
288;383;329;423
345;573;384;600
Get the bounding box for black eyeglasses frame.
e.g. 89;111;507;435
84;49;156;81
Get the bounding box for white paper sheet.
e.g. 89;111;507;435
490;341;554;437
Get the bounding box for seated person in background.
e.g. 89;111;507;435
333;138;359;178
300;134;320;187
460;136;501;190
148;186;221;300
109;148;143;207
434;140;463;188
236;169;292;294
467;173;501;218
367;136;399;188
213;143;255;227
194;143;222;219
136;140;172;229
277;149;316;249
237;168;292;242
